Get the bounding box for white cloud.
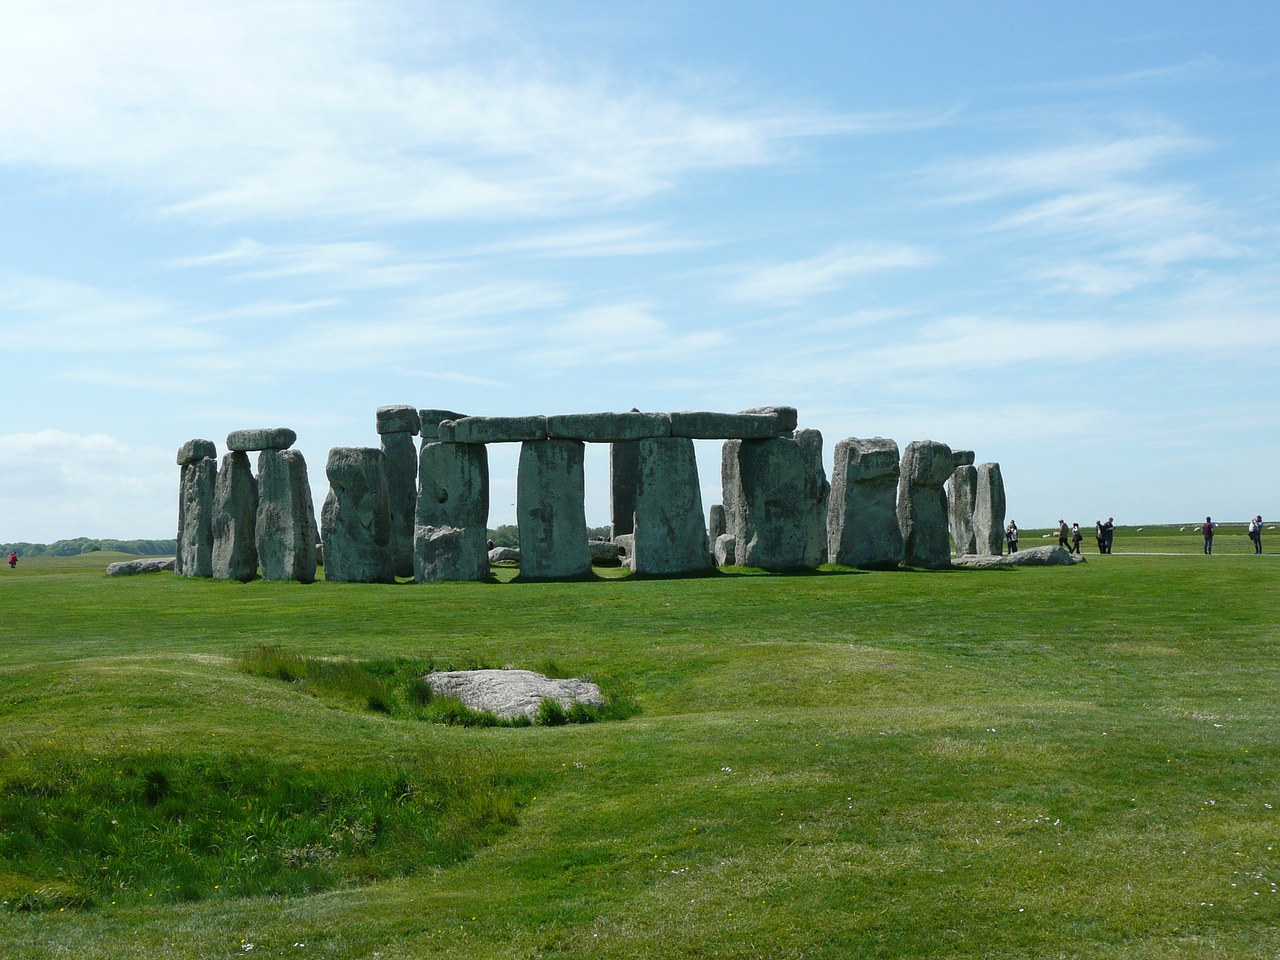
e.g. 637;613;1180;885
722;243;935;305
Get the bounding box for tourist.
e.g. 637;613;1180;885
1103;517;1115;554
1094;520;1105;553
7;551;16;569
1057;519;1070;549
1070;522;1082;554
1202;516;1216;555
1005;520;1019;554
1250;515;1264;554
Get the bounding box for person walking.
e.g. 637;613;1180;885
1005;520;1019;555
1202;516;1216;555
1070;523;1082;554
1103;517;1115;554
7;551;16;569
1058;519;1070;550
1094;520;1105;553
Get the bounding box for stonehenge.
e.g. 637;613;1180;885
175;406;1011;584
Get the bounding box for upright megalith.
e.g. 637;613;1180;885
973;462;1006;556
724;437;810;570
610;441;639;540
321;447;393;583
415;441;489;582
176;439;217;578
794;428;830;567
947;463;978;557
377;405;420;578
632;437;711;575
897;440;954;569
212;451;258;581
827;438;903;569
708;503;727;551
517;440;590;579
255;448;318;583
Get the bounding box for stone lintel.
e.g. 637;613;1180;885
951;449;976;467
418;409;468;440
376;405;421;436
669;411;784;440
227;427;297;452
545;412;671;442
738;405;799;433
176;439;217;465
439;416;548;444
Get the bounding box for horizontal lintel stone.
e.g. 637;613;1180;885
668;411;785;440
176;438;217;465
545;412;671;442
439;415;548;444
376;405;421;435
738;405;799;433
227;427;296;452
418;409;468;440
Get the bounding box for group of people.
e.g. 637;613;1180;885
1003;518;1114;556
1203;515;1265;555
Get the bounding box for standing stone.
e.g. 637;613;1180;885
947;464;978;557
415;441;489;582
721;440;742;537
794;428;830;567
827;438;904;569
897;440;954;569
610;440;640;540
212;451;258;581
255;449;318;583
708;503;727;552
176;440;217;578
377;405;421;579
973;462;1007;556
517;440;590;579
321;447;393;583
725;437;809;570
632;437;711;575
714;534;737;567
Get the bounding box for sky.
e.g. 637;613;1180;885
2;0;1279;542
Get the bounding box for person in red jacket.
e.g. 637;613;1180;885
7;551;16;569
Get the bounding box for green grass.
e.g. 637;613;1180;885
1;540;1278;957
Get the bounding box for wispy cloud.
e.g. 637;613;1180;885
721;243;936;305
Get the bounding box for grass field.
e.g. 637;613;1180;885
2;528;1278;958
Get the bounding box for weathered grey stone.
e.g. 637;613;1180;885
795;428;830;567
947;464;978;557
721;440;742;536
106;557;176;576
212;451;258;581
425;669;605;722
321;447;393;583
897;440;954;569
739;406;799;433
632;437;711;575
827;438;904;569
610;441;639;539
176;439;216;466
725;437;809;570
714;533;736;566
517;440;590;579
413;524;489;582
488;546;521;564
414;441;489;582
589;540;623;566
952;449;976;467
952;544;1083;568
613;533;635;571
669;411;784;439
381;432;418;578
376;405;421;436
418;409;468;441
708;503;727;548
255;448;318;582
227;427;297;452
176;454;216;578
973;462;1007;556
440;416;547;444
545;411;671;442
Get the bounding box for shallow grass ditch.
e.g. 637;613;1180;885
1;545;1278;958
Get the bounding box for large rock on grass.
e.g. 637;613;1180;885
425;669;605;722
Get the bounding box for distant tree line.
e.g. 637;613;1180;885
0;538;178;558
486;525;610;547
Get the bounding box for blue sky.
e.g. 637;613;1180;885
3;0;1278;541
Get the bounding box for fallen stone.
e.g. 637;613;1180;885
827;437;903;569
714;533;736;566
106;557;176;576
176;439;217;466
227;427;297;452
546;412;671;442
589;540;623;566
414;524;489;582
375;405;421;436
613;533;635;571
418;409;468;441
669;411;784;440
425;669;605;722
212;450;258;581
321;447;393;583
440;415;547;444
488;546;521;564
952;545;1085;568
897;440;954;570
517;439;590;579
